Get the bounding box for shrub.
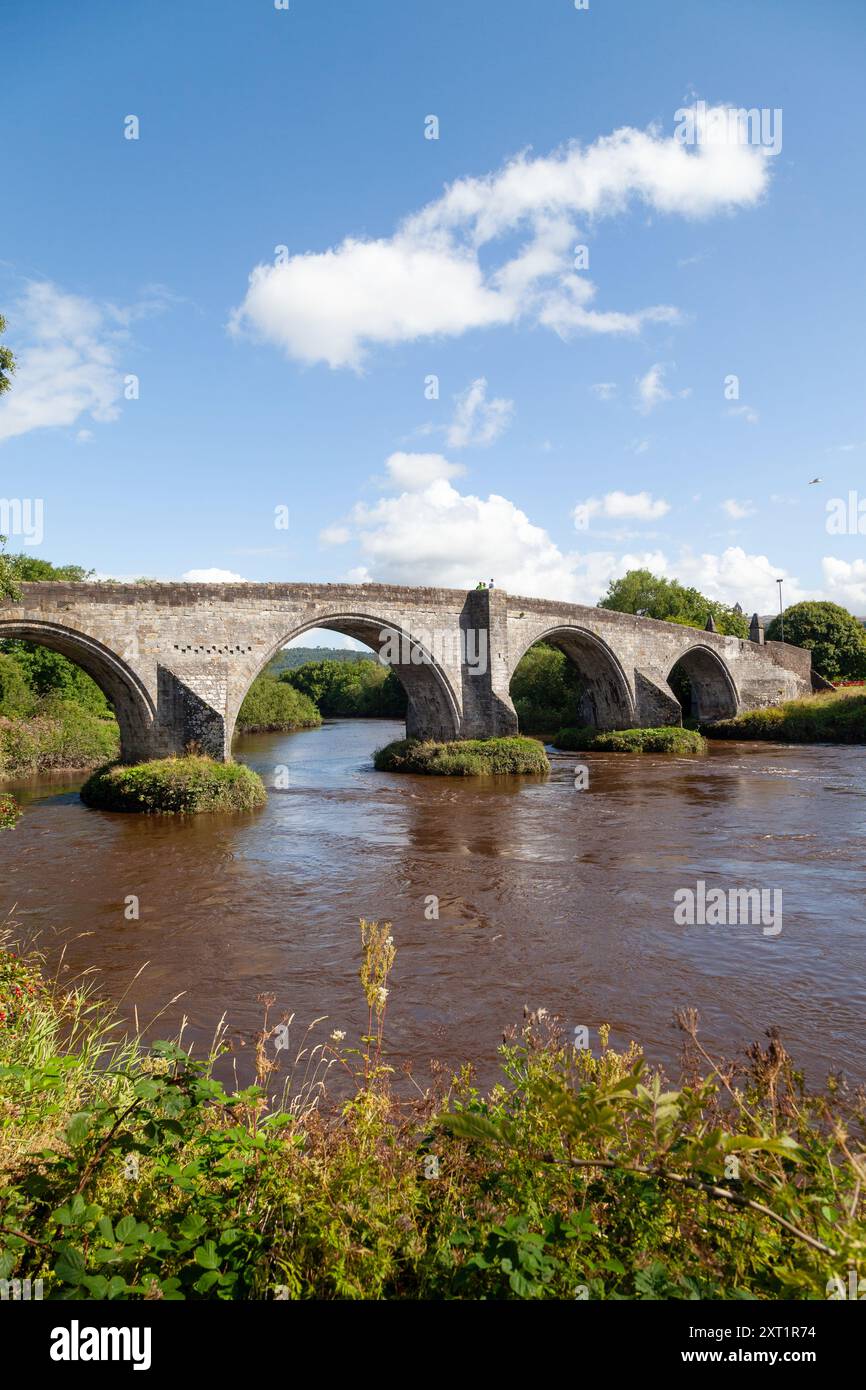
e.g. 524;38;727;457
80;756;268;814
0;700;119;776
0;653;35;718
705;689;866;743
236;675;321;733
374;736;549;776
553;725;706;754
0;792;20;830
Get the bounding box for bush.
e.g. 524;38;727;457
0;792;20;830
705;688;866;743
80;756;268;814
374;736;549;776
236;675;321;733
553;725;706;754
0;653;35;718
0;641;111;715
0;699;119;776
765;601;866;682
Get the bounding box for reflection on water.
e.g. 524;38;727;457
2;720;865;1088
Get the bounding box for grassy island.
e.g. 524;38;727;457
553;725;706;755
704;688;866;744
374;735;549;776
80;756;268;815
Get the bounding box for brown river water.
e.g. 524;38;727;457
2;719;865;1090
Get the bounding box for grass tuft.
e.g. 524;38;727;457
80;755;268;814
553;725;706;755
374;735;549;776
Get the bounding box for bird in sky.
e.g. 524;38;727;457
809;477;822;484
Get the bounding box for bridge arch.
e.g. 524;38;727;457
228;611;462;746
510;625;635;729
0;619;156;762
667;643;739;723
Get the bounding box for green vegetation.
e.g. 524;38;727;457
705;687;866;744
554;725;706;755
266;646;369;677
0;700;119;777
283;657;407;718
0;920;862;1301
0;793;19;829
235;675;321;733
80;756;267;815
599;568;750;639
510;642;583;732
0;315;15;399
766;601;866;682
374;735;549;776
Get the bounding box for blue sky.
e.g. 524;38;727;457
2;0;865;620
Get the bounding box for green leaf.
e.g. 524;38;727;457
65;1112;94;1147
194;1241;220;1271
437;1111;512;1145
54;1245;86;1286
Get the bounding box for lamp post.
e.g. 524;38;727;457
776;578;784;642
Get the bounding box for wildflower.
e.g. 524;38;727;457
377;987;389;1005
330;1029;346;1043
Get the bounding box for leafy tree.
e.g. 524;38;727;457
0;538;20;602
282;658;407;718
766;601;866;682
0;314;14;396
0;640;111;714
509;643;584;732
599;569;749;639
6;554;93;583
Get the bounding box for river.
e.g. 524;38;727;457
2;719;864;1090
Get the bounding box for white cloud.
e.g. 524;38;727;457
230;103;771;369
384;451;465;490
728;404;759;424
721;498;756;519
590;382;618;400
576;490;671;526
181;568;248;583
822;557;866;610
636;362;670;412
0;282;128;443
319;524;351;546
446;377;514;448
671;547;808;611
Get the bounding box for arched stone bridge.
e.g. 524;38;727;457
0;582;813;761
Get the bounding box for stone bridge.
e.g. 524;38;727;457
0;582;813;761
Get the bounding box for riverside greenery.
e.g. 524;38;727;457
80;757;267;815
0;920;863;1301
235;675;321;733
553;726;706;755
704;688;866;744
374;735;549;776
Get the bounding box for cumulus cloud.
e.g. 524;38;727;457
383;451;465;490
446;378;514;448
181;568;248;583
0;282;128;443
576;490;671;526
822;557;866;610
230;103;771;369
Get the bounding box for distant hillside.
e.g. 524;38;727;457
266;646;370;677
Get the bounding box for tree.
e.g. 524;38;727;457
0;314;14;396
599;569;750;639
0;537;20;602
510;642;584;731
766;601;866;682
6;554;93;582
